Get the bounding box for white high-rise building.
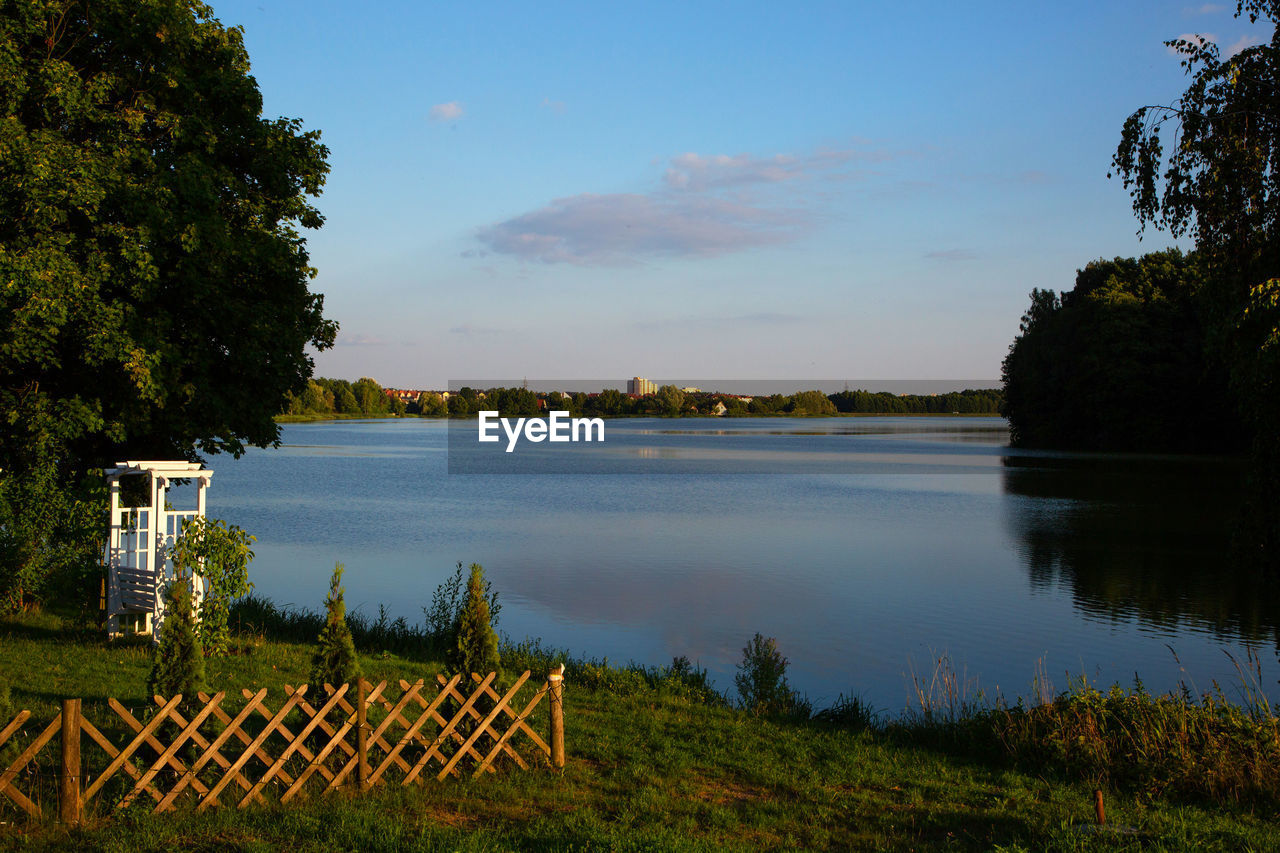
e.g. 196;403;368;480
627;377;656;395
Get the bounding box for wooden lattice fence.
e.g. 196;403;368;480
0;667;566;824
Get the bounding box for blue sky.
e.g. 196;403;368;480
211;1;1269;387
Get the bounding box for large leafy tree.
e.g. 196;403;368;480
1002;251;1238;452
1111;0;1280;564
0;0;335;608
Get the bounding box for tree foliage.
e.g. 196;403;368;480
0;470;104;612
655;385;686;416
446;563;500;679
148;577;206;700
788;389;837;415
170;515;254;657
734;633;807;717
310;562;360;687
1111;1;1280;563
424;559;500;646
1002;251;1241;451
0;0;334;609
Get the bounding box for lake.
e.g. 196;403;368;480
201;417;1277;712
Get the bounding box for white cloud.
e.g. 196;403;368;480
1226;34;1266;56
476;192;805;265
429;101;464;122
474;144;891;265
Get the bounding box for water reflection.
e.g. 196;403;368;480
1001;455;1279;646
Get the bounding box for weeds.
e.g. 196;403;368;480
894;648;1280;809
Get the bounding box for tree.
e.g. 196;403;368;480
788;390;837;416
447;563;500;678
334;385;360;415
1111;1;1280;562
655;385;685;417
0;1;335;610
1001;251;1238;452
310;563;360;687
352;377;389;416
148;578;206;700
415;391;447;417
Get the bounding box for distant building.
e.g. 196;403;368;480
383;388;424;405
627;377;656;395
680;386;702;394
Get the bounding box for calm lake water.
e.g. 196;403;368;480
203;417;1278;711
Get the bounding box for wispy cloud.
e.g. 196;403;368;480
540;97;566;114
1167;31;1264;57
336;333;387;347
925;249;976;262
475;192;805;265
1225;34;1266;56
429;101;464;122
1187;3;1224;14
663;150;856;191
475;144;886;265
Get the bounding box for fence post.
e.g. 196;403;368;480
356;678;370;790
59;698;81;826
549;664;565;769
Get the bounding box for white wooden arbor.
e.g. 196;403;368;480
103;460;213;639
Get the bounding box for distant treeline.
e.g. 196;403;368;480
446;386;1001;418
282;377;408;418
283;381;1003;419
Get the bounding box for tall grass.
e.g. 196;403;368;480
895;649;1280;808
231;594;435;658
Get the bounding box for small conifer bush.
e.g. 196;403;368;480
310;563;361;687
447;563;500;679
148;578;206;700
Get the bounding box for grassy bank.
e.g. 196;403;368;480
1;604;1278;851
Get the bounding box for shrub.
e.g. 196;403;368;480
170;516;255;657
309;563;361;687
735;633;808;717
985;679;1280;807
424;560;500;647
148;578;206;700
446;563;500;678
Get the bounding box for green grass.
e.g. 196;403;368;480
1;609;1279;851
